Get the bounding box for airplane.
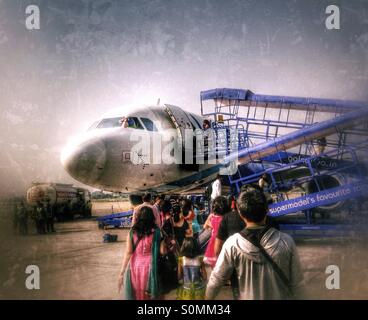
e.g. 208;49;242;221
61;104;220;196
61;88;368;220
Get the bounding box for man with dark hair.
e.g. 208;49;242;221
215;201;245;254
129;194;143;206
131;193;161;227
202;119;211;130
206;186;304;300
153;194;165;226
160;199;172;223
142;193;152;203
153;194;165;210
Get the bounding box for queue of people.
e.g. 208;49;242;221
31;201;56;234
118;186;304;300
12;200;56;235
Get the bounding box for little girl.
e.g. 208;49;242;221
182;199;201;237
177;237;207;300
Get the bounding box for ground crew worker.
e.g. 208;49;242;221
34;202;46;234
33;202;42;234
46;200;55;233
85;200;92;217
40;203;47;233
17;202;28;235
316;137;327;155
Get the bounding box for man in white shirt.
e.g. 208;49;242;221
211;174;222;201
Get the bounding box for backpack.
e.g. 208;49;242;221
239;226;292;297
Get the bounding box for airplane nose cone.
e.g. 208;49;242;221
61;138;106;185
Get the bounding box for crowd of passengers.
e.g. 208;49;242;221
118;181;304;300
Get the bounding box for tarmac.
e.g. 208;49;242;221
1;200;368;300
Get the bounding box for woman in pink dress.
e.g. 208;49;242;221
203;196;229;268
118;206;165;300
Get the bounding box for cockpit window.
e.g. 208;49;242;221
140;118;158;131
88;121;99;131
120;117;144;129
95;117;145;130
96;117;122;129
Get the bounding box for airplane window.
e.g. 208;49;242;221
95;117;145;129
140;118;158;131
88;121;99;131
126;117;144;129
96;117;122;129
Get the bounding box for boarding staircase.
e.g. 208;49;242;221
200;88;368;237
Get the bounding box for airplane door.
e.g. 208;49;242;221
164;104;194;150
164;104;198;170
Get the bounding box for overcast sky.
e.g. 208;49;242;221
1;0;368;196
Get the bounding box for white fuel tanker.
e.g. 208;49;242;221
26;182;92;220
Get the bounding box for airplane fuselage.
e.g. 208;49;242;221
61;104;220;194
